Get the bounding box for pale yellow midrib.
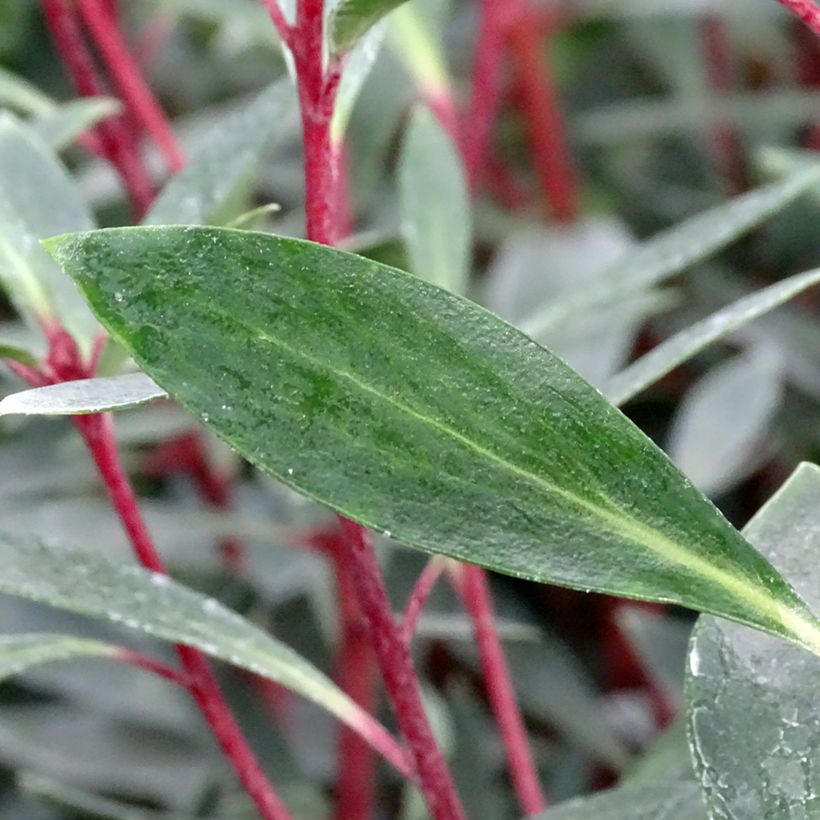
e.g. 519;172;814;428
186;294;820;650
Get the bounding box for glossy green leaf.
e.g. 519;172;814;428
0;634;118;684
31;98;120;152
607;269;820;405
399;105;471;293
145;81;295;227
687;463;820;820
0;373;167;417
0;529;405;770
520;167;820;337
47;226;820;654
331;0;408;53
667;353;783;496
536;780;706;820
0;114;98;350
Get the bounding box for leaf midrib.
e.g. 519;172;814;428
137;288;815;642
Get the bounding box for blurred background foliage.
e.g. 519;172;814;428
0;0;819;817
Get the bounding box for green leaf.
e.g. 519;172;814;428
520;167;820;337
687;463;820;819
47;226;820;655
0;340;39;369
31;98;120;152
535;780;706;820
0;530;404;767
0;634;119;684
388;2;451;97
606;269;820;405
667;352;783;496
331;0;409;54
0;373;168;417
398;105;471;293
0;114;99;350
144;81;295;227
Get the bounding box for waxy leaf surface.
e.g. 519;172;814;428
687;463;820;819
0;529;403;769
48;226;820;653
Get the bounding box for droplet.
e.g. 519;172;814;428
287;468;294;475
114;291;124;303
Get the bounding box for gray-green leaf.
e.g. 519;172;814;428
46;226;820;654
0;373;167;417
32;98;120;153
687;463;820;820
606;269;820;405
0;634;119;684
0;114;99;350
145;81;296;227
0;530;403;767
399;105;471;293
520;167;820;337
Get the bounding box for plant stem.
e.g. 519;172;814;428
507;3;578;224
74;412;292;820
338;522;465;820
42;0;155;217
117;648;192;688
76;0;185;172
462;0;513;187
402;557;447;644
282;1;465;814
455;565;546;816
777;0;820;36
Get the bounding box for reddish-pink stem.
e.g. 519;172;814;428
281;0;464;814
73;412;292;820
41;0;155;217
117;649;191;688
778;0;820;36
461;0;513;187
76;0;185;172
402;558;446;644
338;522;465;820
507;4;578;223
456;566;546;816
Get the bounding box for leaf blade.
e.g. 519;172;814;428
47;226;820;654
331;0;409;53
606;269;820;405
0;373;168;417
0;530;404;769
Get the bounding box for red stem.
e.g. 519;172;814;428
283;0;465;814
461;0;513;187
77;0;185;172
777;0;820;36
42;0;155;217
117;649;191;688
73;412;292;820
330;547;378;820
507;4;578;224
338;522;465;820
402;557;446;644
456;566;546;816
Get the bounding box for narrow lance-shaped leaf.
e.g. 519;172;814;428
687;463;820;820
0;114;99;350
0;634;119;683
605;268;820;406
145;81;296;227
331;0;409;54
0;373;167;417
399;105;471;293
48;226;820;655
520;166;820;337
32;98;120;153
535;780;706;820
0;530;408;774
